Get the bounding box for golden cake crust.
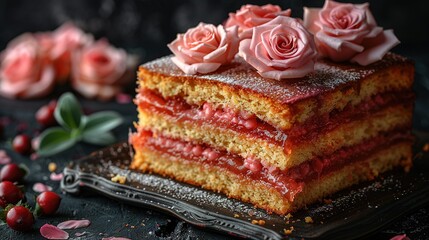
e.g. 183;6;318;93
138;53;414;130
136;103;413;169
131;142;412;215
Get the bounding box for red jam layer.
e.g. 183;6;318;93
136;89;414;147
132;130;413;202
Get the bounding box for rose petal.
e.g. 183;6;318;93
115;93;132;104
171;57;221;74
30;153;39;161
33;182;53;193
50;172;64;181
351;29;400;66
390;234;410;240
75;232;88;237
40;224;69;240
31;136;41;151
0;150;12;164
303;7;322;34
57;219;91;230
101;238;132;240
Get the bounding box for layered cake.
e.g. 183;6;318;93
130;2;415;214
131;53;414;214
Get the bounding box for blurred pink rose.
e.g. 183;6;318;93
168;23;239;74
239;16;317;80
72;40;129;101
304;0;399;65
225;4;291;39
50;23;93;81
0;34;55;99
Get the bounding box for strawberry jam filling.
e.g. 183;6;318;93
132;130;413;202
136;89;414;147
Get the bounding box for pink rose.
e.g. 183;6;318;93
225;4;292;39
0;34;55;99
71;40;129;101
304;0;400;65
168;23;239;74
50;23;93;81
239;16;317;80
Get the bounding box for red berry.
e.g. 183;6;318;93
36;103;56;127
48;100;57;111
12;134;32;155
36;191;61;215
6;205;34;231
0;164;25;182
0;181;25;208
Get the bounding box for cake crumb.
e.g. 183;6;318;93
233;214;240;218
285;213;293;220
305;216;314;224
48;162;57;172
251;219;265;225
323;198;333;204
283;226;294;235
423;143;429;152
111;174;127;184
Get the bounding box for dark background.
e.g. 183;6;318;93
1;0;428;62
0;0;429;239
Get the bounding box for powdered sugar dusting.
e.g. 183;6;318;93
109;165;274;220
142;53;410;105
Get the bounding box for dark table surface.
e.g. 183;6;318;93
1;52;429;240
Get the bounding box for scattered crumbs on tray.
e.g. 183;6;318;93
422;143;429;152
251;219;266;225
233;213;240;218
283;226;294;235
305;216;314;224
111;174;127;184
285;213;293;220
48;162;57;172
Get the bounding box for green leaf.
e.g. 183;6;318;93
82;111;123;136
82;131;116;146
54;92;83;130
37;127;78;156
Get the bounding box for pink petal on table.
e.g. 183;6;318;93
390;234;410;240
50;172;64;181
32;182;53;193
30;153;39;161
57;219;91;229
102;238;132;240
0;150;11;164
32;136;41;151
40;224;69;240
75;232;88;237
115;93;132;104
